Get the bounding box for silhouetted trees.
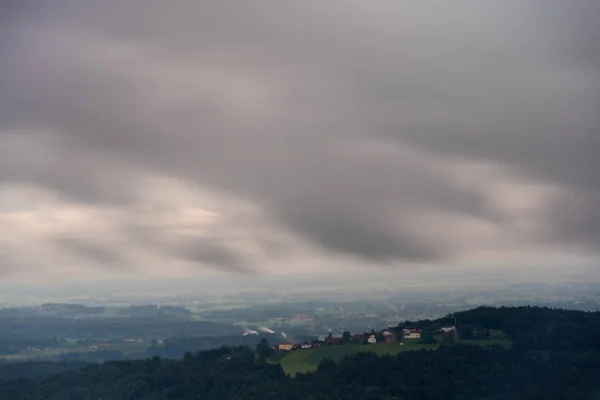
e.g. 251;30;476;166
255;338;274;363
341;331;351;344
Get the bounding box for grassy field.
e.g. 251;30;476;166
280;331;513;376
279;341;439;376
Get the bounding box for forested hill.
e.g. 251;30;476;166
453;305;600;350
1;306;599;400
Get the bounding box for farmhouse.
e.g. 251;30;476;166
325;336;341;345
351;333;366;343
382;331;396;343
403;329;422;339
278;342;295;352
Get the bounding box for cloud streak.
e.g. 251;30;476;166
0;0;598;279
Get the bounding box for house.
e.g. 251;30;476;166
382;331;396;343
367;334;377;344
441;326;455;333
301;342;313;349
403;329;421;339
351;333;366;343
278;342;295;352
325;336;341;345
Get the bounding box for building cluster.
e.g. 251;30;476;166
274;325;455;352
403;328;422;339
275;330;396;352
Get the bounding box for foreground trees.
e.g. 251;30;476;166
0;306;599;399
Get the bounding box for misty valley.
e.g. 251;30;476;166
1;280;599;364
0;282;599;397
1;298;600;398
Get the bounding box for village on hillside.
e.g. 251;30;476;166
274;325;456;352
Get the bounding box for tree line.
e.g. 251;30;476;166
0;306;599;399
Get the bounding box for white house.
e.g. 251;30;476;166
367;334;377;344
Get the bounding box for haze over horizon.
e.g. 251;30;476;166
1;1;599;284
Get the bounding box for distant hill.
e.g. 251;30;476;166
116;305;192;319
0;303;106;318
0;303;193;320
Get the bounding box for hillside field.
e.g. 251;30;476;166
279;341;438;376
279;332;513;376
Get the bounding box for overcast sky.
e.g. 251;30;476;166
1;1;598;283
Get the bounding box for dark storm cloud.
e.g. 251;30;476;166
280;206;441;262
0;0;598;274
117;219;262;273
377;1;600;251
172;241;251;273
0;131;146;206
53;237;125;268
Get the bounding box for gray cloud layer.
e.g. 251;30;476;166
0;1;598;278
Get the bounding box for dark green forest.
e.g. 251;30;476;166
1;306;599;399
0;316;237;349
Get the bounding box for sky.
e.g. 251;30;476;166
0;1;599;283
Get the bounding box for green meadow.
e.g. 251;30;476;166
279;341;438;376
